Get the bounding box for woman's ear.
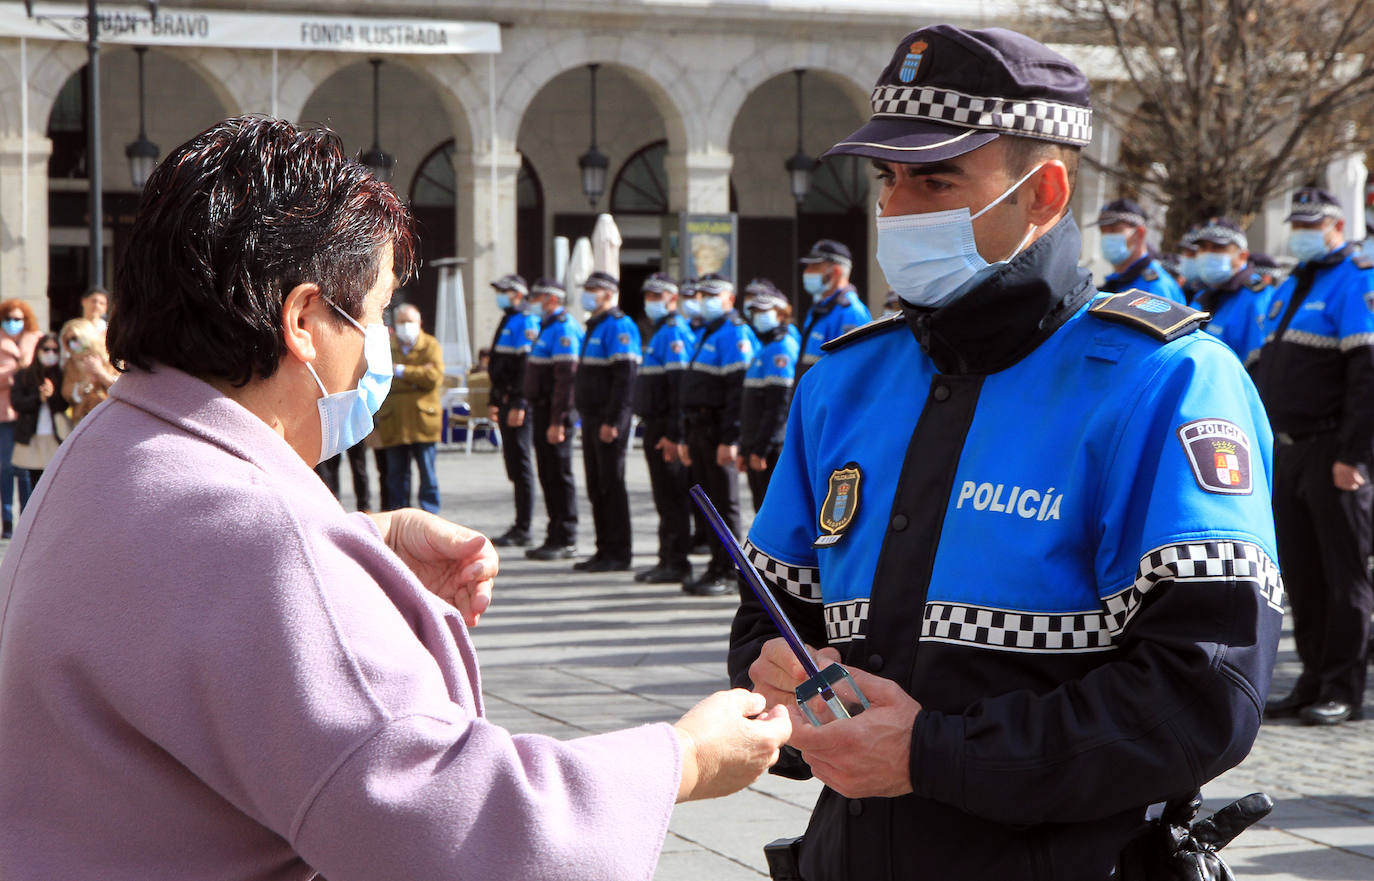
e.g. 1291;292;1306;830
281;283;323;364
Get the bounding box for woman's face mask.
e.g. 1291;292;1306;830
305;303;393;464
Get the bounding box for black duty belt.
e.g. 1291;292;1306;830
1274;418;1340;445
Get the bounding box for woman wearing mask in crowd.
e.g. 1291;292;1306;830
10;334;69;489
0;299;42;538
60;317;119;426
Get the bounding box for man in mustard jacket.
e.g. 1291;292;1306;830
375;303;444;513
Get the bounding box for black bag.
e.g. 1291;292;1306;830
1117;791;1274;880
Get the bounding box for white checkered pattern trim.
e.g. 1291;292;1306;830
921;540;1282;653
824;599;870;644
744;376;795;389
870;85;1092;146
1341;332;1374;352
744;541;821;604
1280;329;1339;349
1193;222;1248;251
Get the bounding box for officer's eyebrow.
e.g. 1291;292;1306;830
870;158;966;178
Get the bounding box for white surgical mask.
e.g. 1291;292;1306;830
38;351;59;368
877;163;1042;309
495;293;512;312
1197;252;1236;286
1178;255;1199;283
802;272;828;296
645;300;669;322
1289;229;1331;263
307;304;393;464
751;310;780;334
395;321;420;346
682;298;702;320
1099;232;1132;266
701;296;726;322
580;291;600;313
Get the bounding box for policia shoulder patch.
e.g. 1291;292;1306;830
814;463;863;548
1178;419;1252;495
1088;290;1207;342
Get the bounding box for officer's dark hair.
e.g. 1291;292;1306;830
110;115;417;387
1003;135;1080;195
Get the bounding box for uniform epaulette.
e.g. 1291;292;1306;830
1087;290;1207;343
610;307;626;319
1353;255;1374;270
1246;276;1269;293
821;313;906;352
728;312;747;326
1142;268;1159;282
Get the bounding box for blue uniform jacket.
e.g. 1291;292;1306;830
634;314;695;443
522;309;584;426
488;309;538;411
1102;255;1186;304
740;326;800;458
1194;266;1275;365
798;285;871;377
679;311;759;446
574;308;641;430
727;214;1281;881
1251;243;1374;466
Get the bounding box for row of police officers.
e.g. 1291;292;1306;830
482;240;869;596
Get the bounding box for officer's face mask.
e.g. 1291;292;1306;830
751;309;780;334
305;302;393;464
1178;254;1199;282
1099;232;1132;266
682;297;702;320
1197;251;1237;286
644;299;669;322
876;163;1043;309
802;271;829;297
495;292;512;312
1289;228;1332;263
701;295;727;322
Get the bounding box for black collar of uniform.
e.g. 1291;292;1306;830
541;308;566;329
653;313;673;331
1109;253;1151;283
1310;242;1356;268
900;211;1095;376
812;284;855;316
585;307;621;333
1210;265;1253;295
757;326;788;344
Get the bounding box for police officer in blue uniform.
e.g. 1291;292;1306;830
1093;198;1187;304
678;276;713;555
487;273;539;547
797;240;871;382
572;271;642;572
1252;187;1374;726
728;25;1281;880
634;273;698;584
521;279;584;561
678;273;759;596
740;280;799;514
1177;226;1206;304
1190;218;1275;365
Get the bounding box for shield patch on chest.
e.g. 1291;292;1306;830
1178;419;1252;495
814;463;862;548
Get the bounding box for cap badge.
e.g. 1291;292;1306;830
899;41;928;84
814;462;863;548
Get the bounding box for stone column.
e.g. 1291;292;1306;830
0;135;54;328
665;149;734;215
458;147;522;354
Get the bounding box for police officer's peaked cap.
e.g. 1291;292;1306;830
800;239;853;267
490;273;528;295
1250;252;1280;270
825;24;1092;164
1286;187;1345;223
642;272;679;296
679;276;699;296
744;279;788;313
1179;227;1202;249
1093;199;1148;229
1193;217;1249;251
696;274;734;296
584;270;620;294
530;277;566;298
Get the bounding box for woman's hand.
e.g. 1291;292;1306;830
370;509;498;626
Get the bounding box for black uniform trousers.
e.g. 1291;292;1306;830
745;446;781;515
497;405;535;533
643;425;692;569
1273;432;1374;706
531;408;578;546
687;426;739;574
315;441;371;511
582;420;633;562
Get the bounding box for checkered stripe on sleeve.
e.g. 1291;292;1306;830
744;541;821;603
871;85;1092;146
921;540;1281;653
824;599;870;644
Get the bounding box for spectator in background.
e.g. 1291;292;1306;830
60;318;119;427
81;287;110;336
375;303;444;514
10;333;69;490
0;299;42;537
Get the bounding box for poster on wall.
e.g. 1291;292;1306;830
662;214;738;286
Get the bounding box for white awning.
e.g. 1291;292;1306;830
0;4;501;55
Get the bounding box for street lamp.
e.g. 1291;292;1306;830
124;47;159;190
784;69;816;205
578;63;609;209
359;58;395;182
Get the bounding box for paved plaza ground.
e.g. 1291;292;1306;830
7;437;1374;878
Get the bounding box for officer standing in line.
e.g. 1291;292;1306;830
677;273;758;596
1177;226;1206;304
571;271;642;573
729;25;1281;880
487;273;539;548
796;240;871;382
680;277;705;343
739;280;799;515
1252;187;1374;726
678;275;712;555
633;273;698;585
521;278;584;561
1093;198;1187;304
1189;218;1276;364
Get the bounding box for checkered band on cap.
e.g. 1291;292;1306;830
697;276;735;297
1096;208;1147;228
1193;221;1248;251
1289;197;1345;221
746;290;790;313
869;84;1093;147
531;280;565;298
642;276;679;296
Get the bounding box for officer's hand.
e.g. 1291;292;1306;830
717;444;739;468
1333;461;1367;492
748;638;841;710
547;423;566;445
749;454;768;472
787;667;920;800
656;436;678;463
678;443;693;466
672;689;791;802
599;423;619;443
487;405;500;422
736;455;747;472
506;408;526;428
